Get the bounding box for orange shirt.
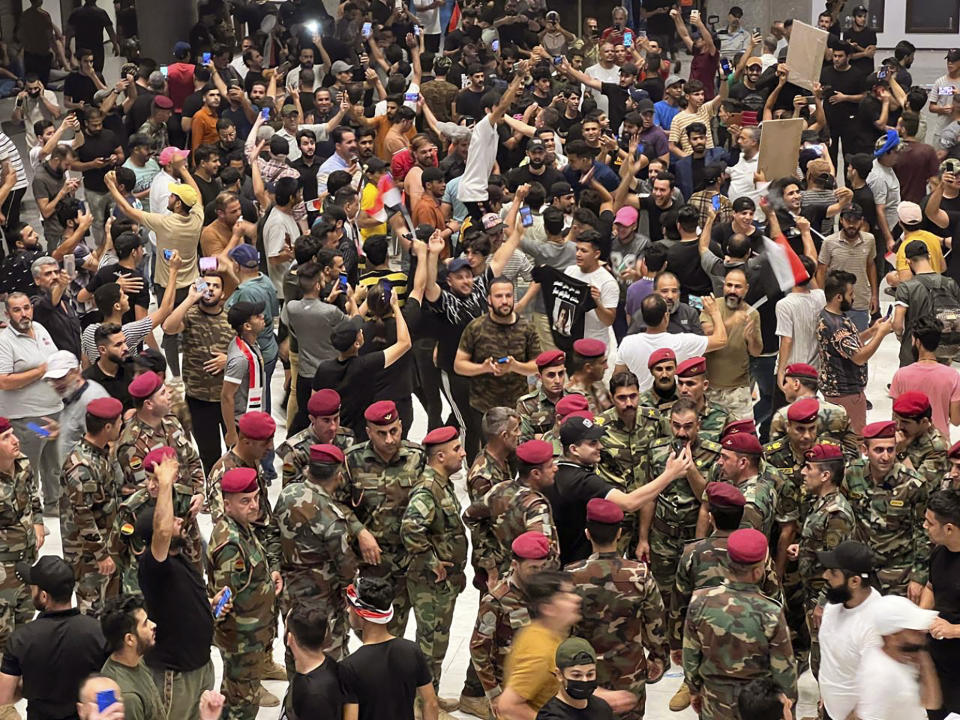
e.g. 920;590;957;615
190;106;220;156
371;115;416;161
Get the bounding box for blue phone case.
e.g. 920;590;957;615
26;422;49;438
215;588;232;617
96;690;116;713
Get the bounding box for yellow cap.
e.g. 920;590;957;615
168;182;199;208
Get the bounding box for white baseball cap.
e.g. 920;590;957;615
872;594;939;636
43;351;79;379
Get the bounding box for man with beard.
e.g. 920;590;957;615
672;123;730;201
73;108;123;247
0;224;46;297
769;365;858;460
517;351;572;441
31;144;79;252
291;130;322;214
673;357;735;445
628;271;704;335
30;255;82;360
100;594;165;720
700;268;761;420
278;390;355;487
816;206;877;330
83;323;133;409
190;86;222;157
639;348;678;411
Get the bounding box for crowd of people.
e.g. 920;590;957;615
0;0;958;720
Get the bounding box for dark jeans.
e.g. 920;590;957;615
2;187;26;255
186;395;226;475
23;51;52;85
154;284;191;375
262;355;278;479
290;374;313;436
413;338;443;430
750;355;777;443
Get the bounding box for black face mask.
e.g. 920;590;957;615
825;583;852;605
564;679;597;700
900;643;925;653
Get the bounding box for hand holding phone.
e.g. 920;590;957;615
202;52;212;64
338;273;348;292
96;690;117;713
199;256;218;272
711;195;721;211
260;107;270;120
214;587;232;618
163;249;173;260
26;422;50;438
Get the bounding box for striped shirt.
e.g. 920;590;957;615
81;317;155;363
359;268;409;307
668;106;717;154
818;231;877;311
0;131;29;191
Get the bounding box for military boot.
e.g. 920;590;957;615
459;694;490;719
669;682;691;711
258;686;280;707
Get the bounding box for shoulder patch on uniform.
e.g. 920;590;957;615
234;556;245;571
130;457;142;469
593;416;605;426
700;439;722;452
890;499;904;507
120;522;135;536
764;441;782;453
640;407;659;419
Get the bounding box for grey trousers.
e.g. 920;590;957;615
10;414;62;508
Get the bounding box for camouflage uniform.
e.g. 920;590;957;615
515;388;567;441
714;473;780;538
273;478;363;660
207;451;281;565
691;402;735;445
164;377;193;435
638;387;678;413
115;414;204;498
60;437;122;615
539;427;562;457
797;489;854;677
647;437;721;617
0;456;42;650
769;400;859;460
470;573;531;700
565;377;612;415
276;425;355;487
463;480;559;580
344;440;425;636
898;429;949;490
207;515;275;720
671;532;782;652
683;582;797;720
842;459;930;595
566;552;670;719
401;466;468;688
465;449;512;589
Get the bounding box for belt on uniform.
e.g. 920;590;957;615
652;516;695;539
0;550;28;562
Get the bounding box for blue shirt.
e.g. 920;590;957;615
224;273;280;362
654;100;681;133
563;160;619;196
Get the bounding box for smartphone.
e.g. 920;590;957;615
404;91;419;102
338;273;348;291
711;195;721;211
672;439;685;456
379;279;392;304
637;29;647;39
688;295;703;310
362;21;372;38
496;357;509;364
260;107;270;120
623;32;633;48
719;57;731;74
14;95;23;108
461;115;475;127
96;690;116;713
753;26;761;34
394;0;402;10
202;52;212;64
690;9;699;20
163;249;173;260
305;20;319;34
214;587;232;618
491;39;500;52
553;55;563;66
26;422;50;438
199;256;218;272
413;24;421;37
195;277;209;294
160;65;168;77
877;68;887;80
63;253;76;279
884;304;893;320
519;205;533;227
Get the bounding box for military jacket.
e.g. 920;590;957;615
565;377;612;415
638;387;678;413
470;574;531;698
116;414;204;497
60;437;122;564
597;407;663;491
401;466;468;580
649;437;722;528
516;388;568;441
692;401;735;445
0;456;42;564
769;399;859;460
467;449;512;504
898;429;949;490
277;425;355;487
797;490;854;600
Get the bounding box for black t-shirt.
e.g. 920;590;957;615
923;192;960;284
506;165;564;193
139;549;214;672
340;638;432;720
601;82;629;134
455;88;485;122
182;91;205;121
818;65;866;124
194;174;222;214
126;90;158;136
444;26;482;53
359;299;421;402
87;263;150;324
77;129;121;192
31;293;82;359
291;155;321;202
710;221;763;253
537;696;615;720
643;0;674;35
63;71;98;105
1;608;107;720
928;544;960;695
639;195;679;243
728;81;768;113
83;358;133;409
312;350;387;434
543;461;613;565
665;238;713;297
68;5;113;53
281;658;344;720
851;184;879;236
844;27;878;75
851;95;890;155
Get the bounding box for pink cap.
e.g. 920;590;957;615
158;146;189;166
614;206;639;226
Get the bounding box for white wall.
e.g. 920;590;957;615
872;0;959;50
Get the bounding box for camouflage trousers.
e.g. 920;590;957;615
408;572;466;688
699;682;749;720
783;563;809;657
219;649;262;720
876;565;912;598
73;561;118;616
360;554;413;638
650;519;697;634
0;560;35;653
281;584;349;676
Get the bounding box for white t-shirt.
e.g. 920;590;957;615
147;169;176;246
564;265;619;346
412;0;441;34
855;646;928;720
262;207;300;294
616;331;709;390
584;62;619;115
819;588;883;720
458;115;498;203
929;74;960;143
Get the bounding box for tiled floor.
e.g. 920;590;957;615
4;45;954;720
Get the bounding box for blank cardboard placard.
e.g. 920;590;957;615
785;21;829;92
758;118;805;181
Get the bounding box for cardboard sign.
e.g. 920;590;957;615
785;21;829;92
758;118;806;181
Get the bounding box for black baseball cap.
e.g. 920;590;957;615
331;316;363;352
560;416;605;447
16;556;75;597
227;300;266;331
948;49;960;63
817;540;873;576
549;181;574;199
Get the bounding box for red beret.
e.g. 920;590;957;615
307;389;341;417
805;443;843;462
705;482;745;507
647;347;677;369
128;371;164;399
787;397;820;423
949;440;960;459
721;419;756;439
221;467;259;494
516;439;554;465
0;418;10;434
676;356;707;377
535;350;566;369
862;420;896;439
555;394;589;420
154;95;174;109
511;531;551;559
86;397;123;419
892;390;931;418
564;410;594;423
237;411;276;440
143;446;176;472
422;425;458;446
309;443;345;464
573;338;606;358
722;432;763;455
727;528;768;564
585;497;624;524
785;363;818;380
364;400;399;425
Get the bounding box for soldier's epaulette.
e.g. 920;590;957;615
650;436;673;449
401;439;426;454
756;589;784;607
593;415;605;426
763;440;782;454
490;580;512;600
639;407;659;421
700;439;722;453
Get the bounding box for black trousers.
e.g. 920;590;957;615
2;187;26;255
413;339;443;430
186;395;226;475
290;374;313;437
23;51;52;85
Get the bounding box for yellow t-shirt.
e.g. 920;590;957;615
896;230;946;273
359;182;388;241
503;623;564;711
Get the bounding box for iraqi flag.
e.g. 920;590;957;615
448;2;460;32
365;173;404;223
763;233;810;292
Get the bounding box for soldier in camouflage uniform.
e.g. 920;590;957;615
343;400;425;636
400;426;468;694
644;398;721;612
276;389;355;487
843;420;930;600
674;357;734;444
566;499;669;719
207;467;280;720
59;397;125;616
0;418;44;654
515;351;571;441
108;446;202;594
892;390;950;490
564;339;612;415
770;364;860;460
274;444;380;662
133;348;194;435
683;528;797;720
469;532;550;712
638;348;679;412
789;444;854;677
945;440;960;491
